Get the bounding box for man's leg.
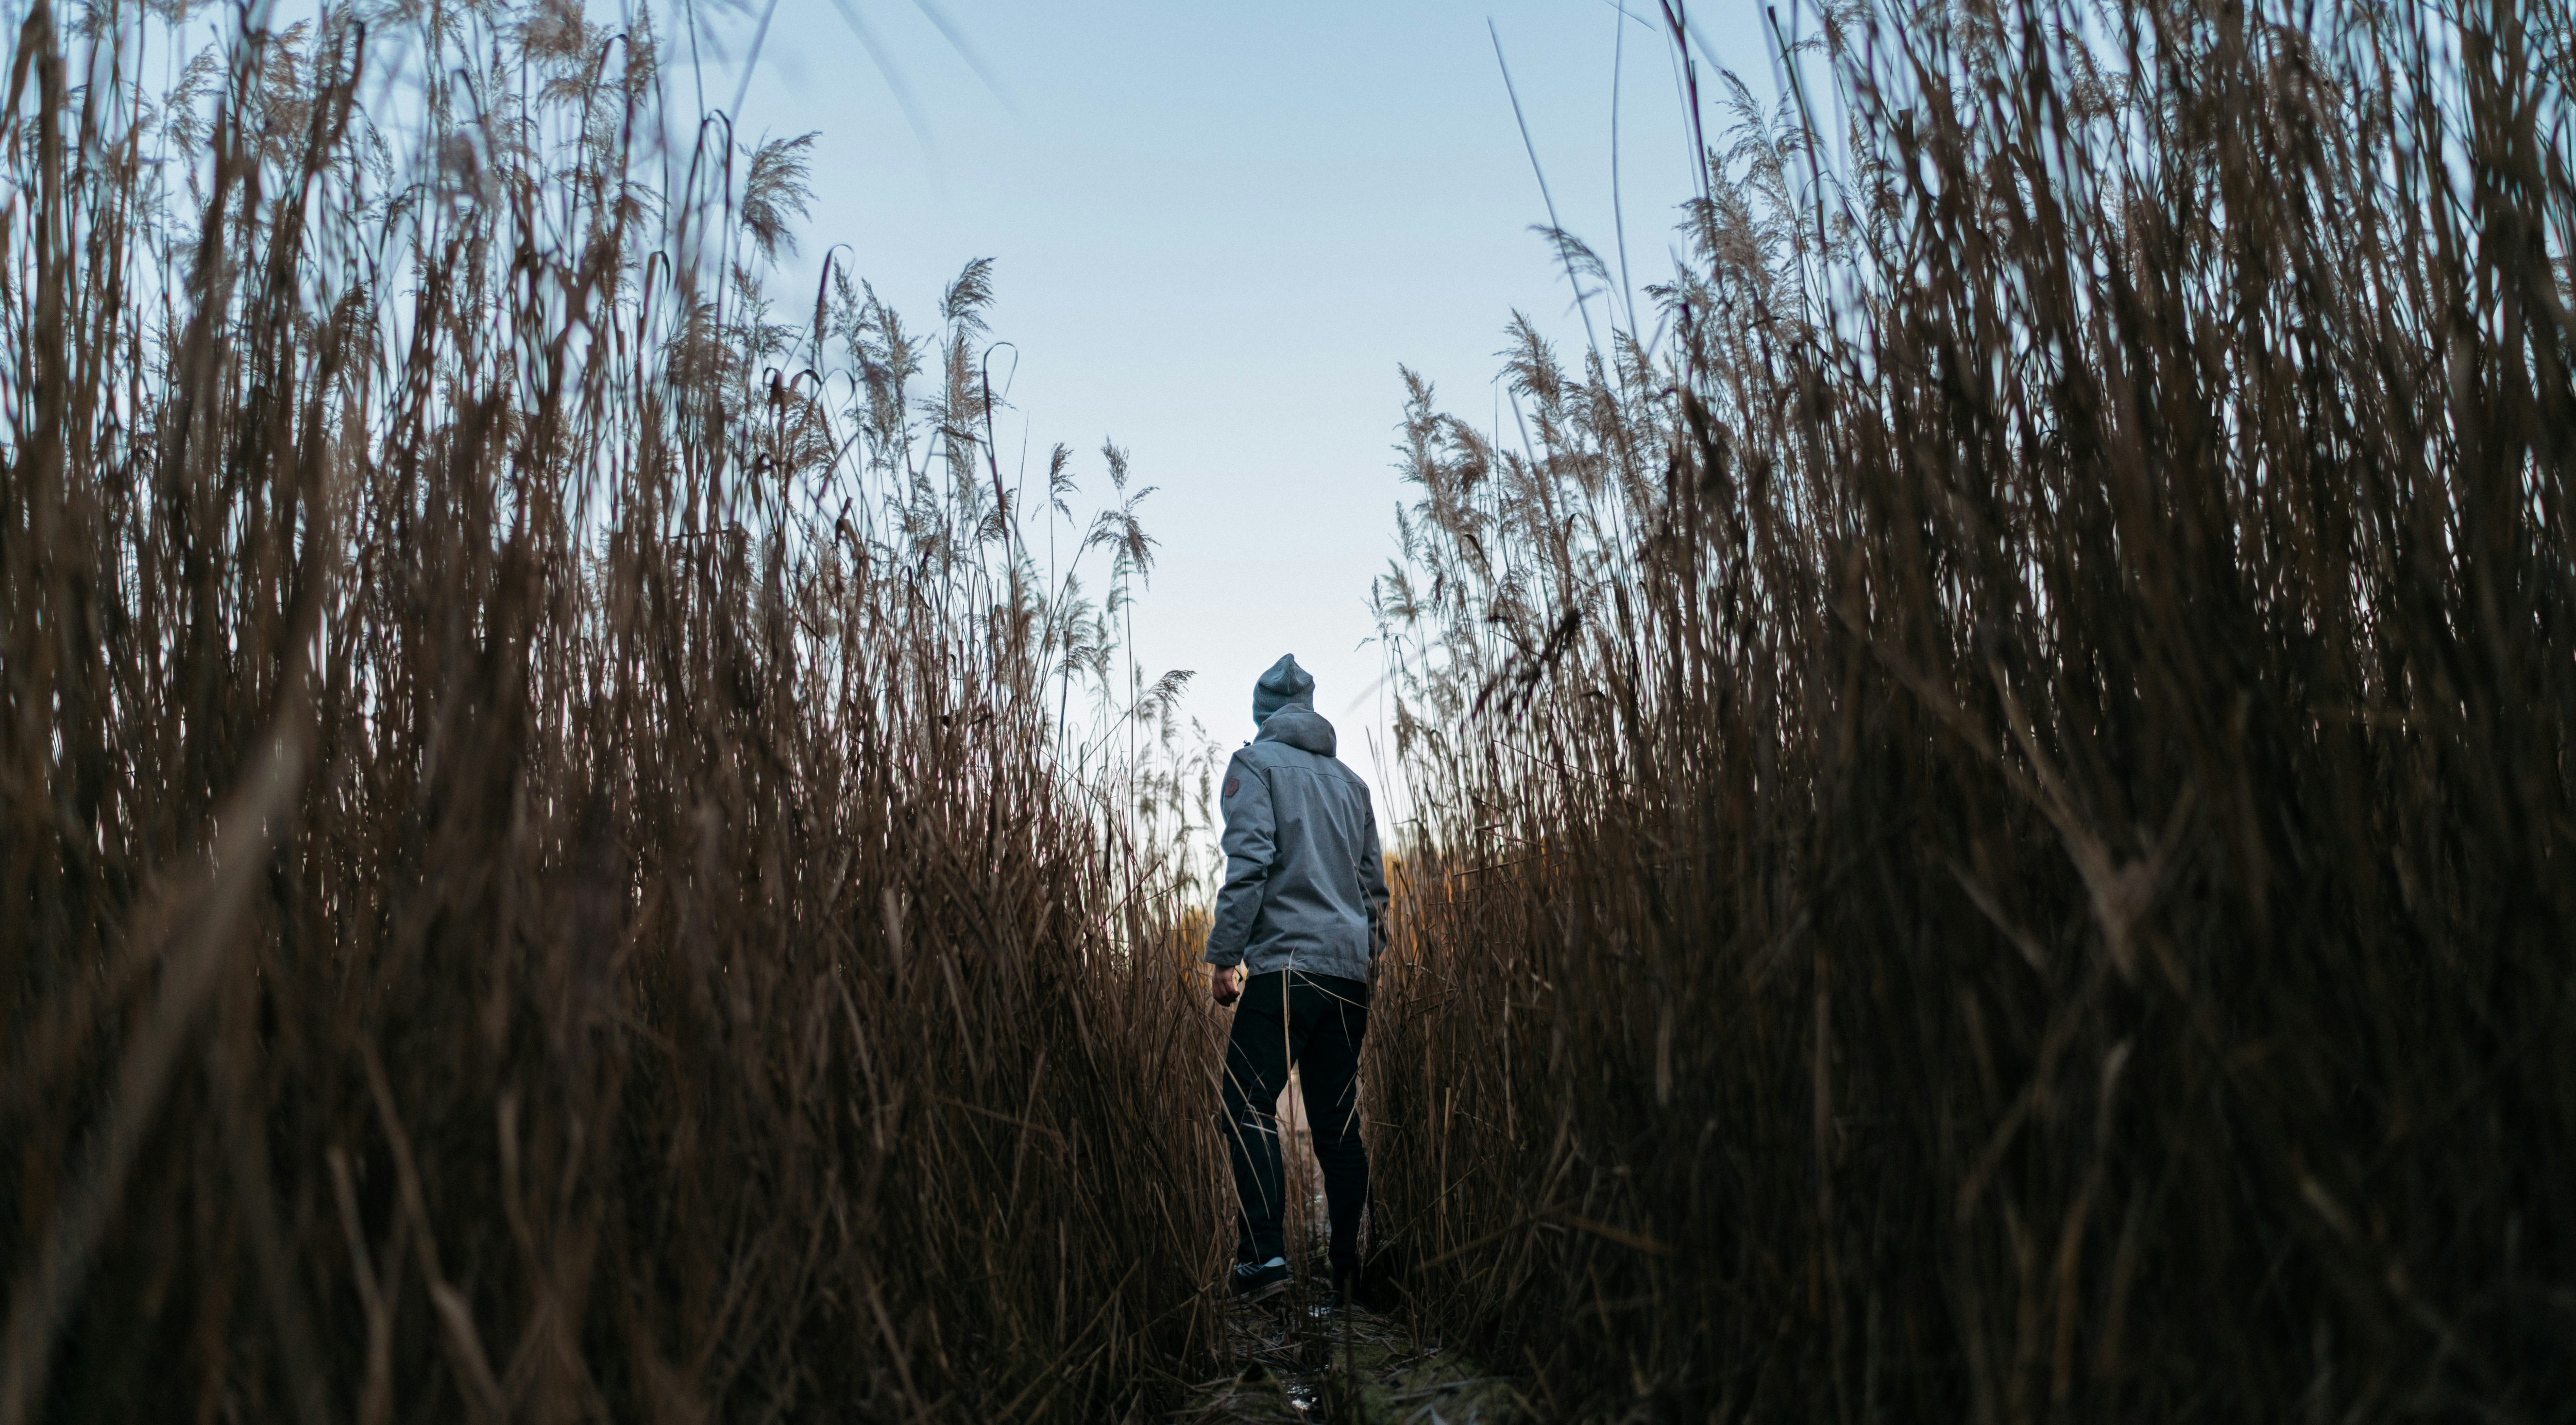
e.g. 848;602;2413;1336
1294;973;1371;1291
1220;971;1299;1271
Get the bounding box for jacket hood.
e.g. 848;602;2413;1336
1252;654;1316;725
1255;707;1337;757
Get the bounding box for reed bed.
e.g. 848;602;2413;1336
0;2;1228;1420
1370;0;2573;1418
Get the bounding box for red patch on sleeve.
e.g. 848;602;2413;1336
1224;777;1240;798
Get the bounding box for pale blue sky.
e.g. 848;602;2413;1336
691;1;1778;815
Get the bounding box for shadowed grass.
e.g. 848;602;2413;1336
1371;0;2573;1418
0;2;1228;1420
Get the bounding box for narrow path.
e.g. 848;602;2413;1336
1174;1290;1520;1424
1176;1075;1519;1422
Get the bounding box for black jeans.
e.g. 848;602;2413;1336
1222;970;1370;1281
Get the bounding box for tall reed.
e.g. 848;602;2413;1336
0;2;1226;1420
1371;0;2573;1417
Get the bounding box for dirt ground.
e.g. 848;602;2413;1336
1171;1287;1522;1424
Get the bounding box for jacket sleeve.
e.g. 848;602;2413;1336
1359;783;1391;962
1204;753;1275;967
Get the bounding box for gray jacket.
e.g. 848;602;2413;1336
1202;708;1388;982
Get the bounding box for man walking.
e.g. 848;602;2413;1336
1207;655;1389;1305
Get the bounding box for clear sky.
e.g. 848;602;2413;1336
690;1;1778;825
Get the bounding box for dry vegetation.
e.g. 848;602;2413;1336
10;0;2573;1418
1371;0;2573;1419
0;1;1231;1421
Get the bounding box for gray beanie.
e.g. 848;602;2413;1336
1251;655;1315;725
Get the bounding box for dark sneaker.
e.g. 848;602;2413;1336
1231;1257;1291;1303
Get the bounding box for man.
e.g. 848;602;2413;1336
1206;654;1390;1306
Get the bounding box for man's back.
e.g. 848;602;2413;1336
1204;703;1386;984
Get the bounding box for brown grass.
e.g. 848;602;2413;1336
1369;0;2574;1418
0;2;1229;1420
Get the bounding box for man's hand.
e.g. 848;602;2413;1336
1212;964;1246;1007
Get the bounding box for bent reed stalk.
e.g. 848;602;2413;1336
1372;0;2572;1419
0;2;1228;1421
